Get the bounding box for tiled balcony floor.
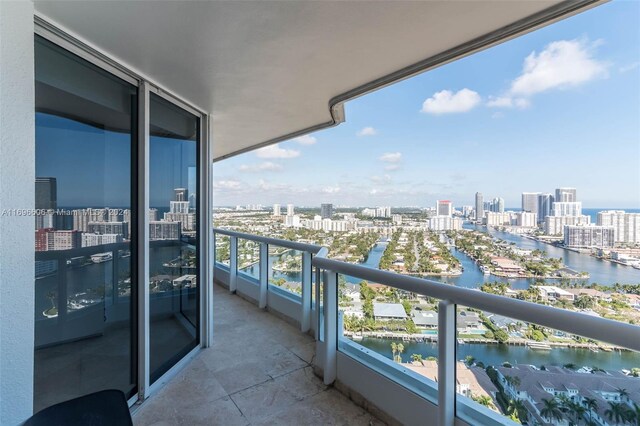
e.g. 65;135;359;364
134;284;384;425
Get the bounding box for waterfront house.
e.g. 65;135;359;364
412;310;439;329
537;285;576;302
373;303;408;321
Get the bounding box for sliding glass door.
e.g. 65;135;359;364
34;36;137;411
34;32;204;411
148;93;200;383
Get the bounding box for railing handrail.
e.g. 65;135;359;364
212;228;640;353
213;227;325;254
312;256;640;353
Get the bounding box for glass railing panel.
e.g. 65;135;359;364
237;237;260;280
337;274;439;399
215;234;230;266
269;245;302;296
455;304;640;426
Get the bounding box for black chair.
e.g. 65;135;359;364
25;389;133;426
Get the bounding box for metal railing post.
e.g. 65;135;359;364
301;251;312;332
438;300;456;426
259;242;268;309
229;236;238;293
323;270;337;385
315;267;321;340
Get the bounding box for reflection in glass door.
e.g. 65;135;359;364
149;93;200;383
33;36;137;411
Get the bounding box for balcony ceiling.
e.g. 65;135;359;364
34;1;595;160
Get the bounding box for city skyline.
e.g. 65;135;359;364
213;2;640;208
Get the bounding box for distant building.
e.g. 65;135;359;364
552;201;582;217
537;193;554;224
81;233;123;247
88;221;129;239
475;192;484;222
428;215;462;231
411;310;438;328
273;203;281;216
35;177;57;209
485;197;504;213
35;229;81;251
536;285;575;301
461;205;474;218
436;200;453;217
149;221;181;240
521;192;539;214
564;225;615;248
597;210;640;244
391;214;402;225
373;303;407;321
544;215;590;235
485;212;512;227
320;203;333;219
286;204;294;216
284;214;300;228
515;211;537;227
555;187;577;202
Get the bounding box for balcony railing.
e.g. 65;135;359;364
212;228;640;426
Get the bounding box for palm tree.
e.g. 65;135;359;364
616;387;630;402
605;401;628;424
390;342;397;362
569;401;586;425
411;353;424;365
507;399;527;424
627;403;640;426
396;343;405;362
540;398;563;423
582;397;598;424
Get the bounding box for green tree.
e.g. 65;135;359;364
494;329;509;343
539;398;563;423
411;353;424;365
605;401;627;424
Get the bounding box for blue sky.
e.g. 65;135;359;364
213;1;640;209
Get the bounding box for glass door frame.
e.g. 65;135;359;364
34;16;213;408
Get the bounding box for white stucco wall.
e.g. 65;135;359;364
0;1;36;424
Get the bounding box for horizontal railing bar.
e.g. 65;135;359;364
213;227;323;254
313;256;640;353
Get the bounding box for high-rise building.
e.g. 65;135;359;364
436;200;453;217
35;229;81;251
597;210;640;244
515;212;537;227
544;215;590;235
72;208;108;232
273;203;281;216
485;212;512;227
427;215;463;231
88;221;129;239
486;197;504;213
555;187;577;203
35;177;57;209
149;221;181;240
321;203;333;219
521;192;539;213
551;201;582;217
174;188;188;202
81;233;123;247
286;204;294;216
475;192;484;222
537;193;554;223
564;225;615;248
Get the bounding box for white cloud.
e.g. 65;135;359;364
238;162;283;173
421;88;481;114
370;174;392;183
384;164;400;171
379;152;402;163
510;38;608;97
256;144;300;159
357;127;378;137
293;135;317;145
213;180;242;191
486;96;530;109
322;186;341;194
619;61;640;73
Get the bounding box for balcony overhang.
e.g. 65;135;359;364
34;0;602;161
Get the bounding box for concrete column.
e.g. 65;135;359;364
0;1;36;423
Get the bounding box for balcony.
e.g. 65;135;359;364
205;229;640;426
133;283;383;425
